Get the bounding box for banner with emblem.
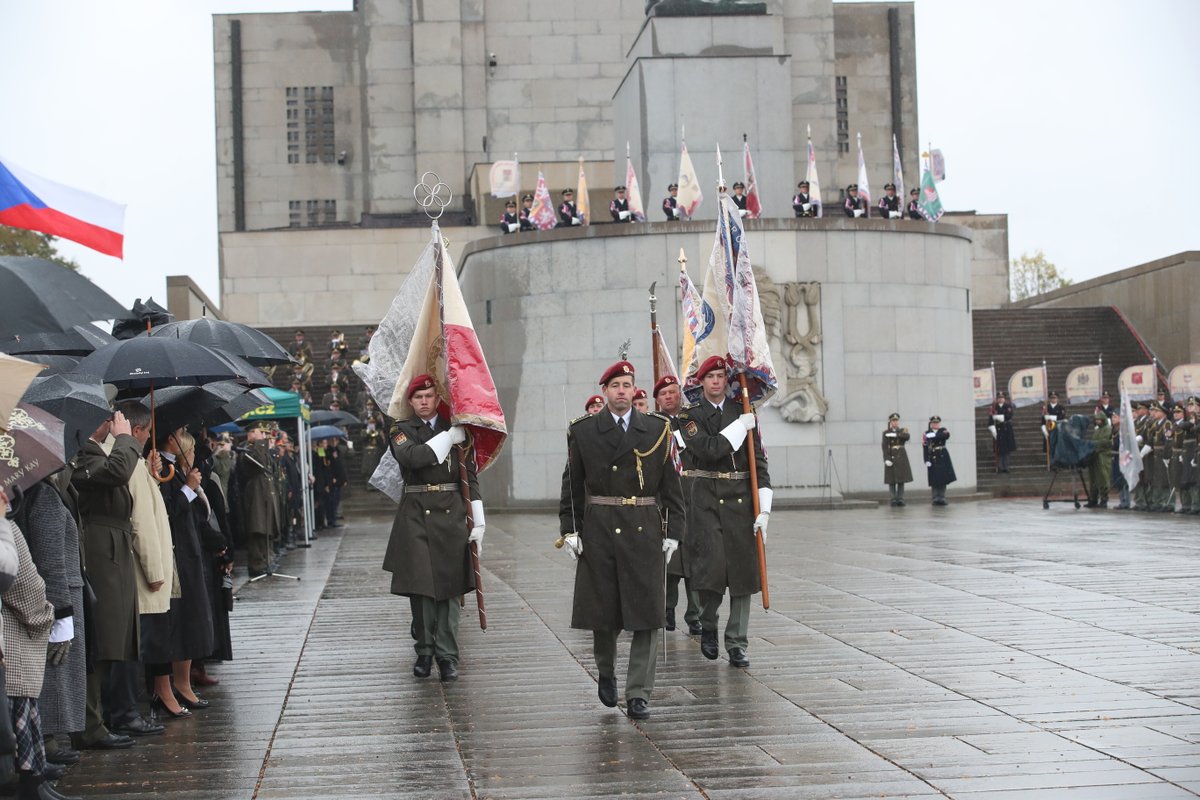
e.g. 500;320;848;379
1168;363;1200;400
742;138;762;219
676;136;703;219
1118;391;1143;491
575;157;590;226
529;170;556;231
678;254;714;384
806;127;823;218
624;145;646;222
1065;363;1103;405
488;157;519;198
1007;365;1047;408
973;366;995;408
1118;364;1156;402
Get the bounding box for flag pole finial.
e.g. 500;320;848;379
626;141;630;158
677;248;687;270
743;132;747;143
716;143;726;189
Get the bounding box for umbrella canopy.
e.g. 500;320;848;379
0;256;130;338
75;337;245;390
307;424;348;441
112;298;174;341
21;373;114;462
206;348;273;388
149;318;292;366
309;409;362;428
17;354;82;376
0;324;117;356
0;404;66;494
151;381;269;432
0;353;46;426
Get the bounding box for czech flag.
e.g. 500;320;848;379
0;156;125;258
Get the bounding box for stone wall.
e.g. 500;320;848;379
944;212;1009;310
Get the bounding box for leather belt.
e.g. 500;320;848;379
589;496;657;507
682;469;749;480
403;483;457;494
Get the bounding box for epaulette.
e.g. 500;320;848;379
646;411;671;424
569;413;591;426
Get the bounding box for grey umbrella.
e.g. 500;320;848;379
0;256;130;337
21;372;115;462
0;324;116;356
149;318;293;366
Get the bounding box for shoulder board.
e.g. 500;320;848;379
677;410;691;421
646;411;671;424
569;413;592;427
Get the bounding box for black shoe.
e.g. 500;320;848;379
45;748;80;766
687;620;703;636
700;629;719;660
933;499;948;506
413;654;433;678
41;762;66;781
34;779;82;800
437;659;458;682
665;608;676;632
627;698;650;720
897;500;906;507
80;732;134;750
149;695;192;720
111;716;165;737
597;675;617;708
728;647;749;668
173;690;209;710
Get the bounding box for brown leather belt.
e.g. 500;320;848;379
683;469;749;480
403;483;457;494
589;496;657;507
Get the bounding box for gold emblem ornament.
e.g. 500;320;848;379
684;421;698;437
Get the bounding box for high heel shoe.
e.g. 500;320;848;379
150;695;192;719
172;688;210;710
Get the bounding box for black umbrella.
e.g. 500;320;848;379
151;382;268;432
112;298;174;341
310;409;363;428
21;373;114;462
76;337;243;391
0;256;130;338
0;404;66;494
0;324;117;356
17;354;82;376
149;318;292;366
205;348;273;388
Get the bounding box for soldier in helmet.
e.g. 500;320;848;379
878;183;902;219
663;183;681;221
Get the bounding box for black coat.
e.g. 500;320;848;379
792;193;816;217
518;207;536;231
610;197;632;222
662;196;679;220
907;199;921;219
157;471;214;663
923;428;957;487
557;201;579;227
844;195;866;217
499;211;520;234
878;195;901;217
990;402;1017;455
560;409;685;630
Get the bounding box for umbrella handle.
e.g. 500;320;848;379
149;449;175;484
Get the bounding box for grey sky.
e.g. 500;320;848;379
1;0;1196;309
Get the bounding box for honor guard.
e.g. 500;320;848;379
499;200;520;234
632;388;649;414
663;183;681;221
792;181;816;218
844;184;866;218
1169;404;1192;512
585;394;604;415
519;193;536;231
653;375;702;635
989;392;1017;472
1146;401;1173;511
557;188;582;227
906;188;921;219
610;186;633;223
923;416;955;505
1095;390;1115;420
878;183;902;219
1179;397;1200;514
731;181;749;216
559;361;685;720
1132;401;1152;510
882;413;913;506
675;356;771;669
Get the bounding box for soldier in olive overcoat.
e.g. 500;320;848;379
882;413;913;506
654;374;701;635
237;421;277;577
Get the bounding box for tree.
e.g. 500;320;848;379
1010;249;1070;302
0;225;81;272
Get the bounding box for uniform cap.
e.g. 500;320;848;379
653;375;679;397
562;188;574;196
909;188;919;195
883;183;896;190
1049;391;1059;399
244;420;271;432
1186;396;1200;407
695;355;728;380
585;394;604;410
847;183;858;191
632;388;647;401
615;185;626;191
1150;400;1166;412
732;181;745;190
522;193;533;202
406;373;437;399
505;200;516;207
797;180;809;188
668;183;679;191
928;415;941;423
888;412;901;421
599;360;635;386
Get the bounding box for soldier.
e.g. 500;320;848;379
923;415;955;506
989;392;1017;473
1182;397;1200;514
384;374;485;682
730;181;749;216
1042;391;1067;459
676;356;770;669
610;186;633;223
792;180;816;218
1087;410;1112;507
321;384;349;411
1157;388;1173;415
329;330;348;358
518;193;536;231
1170;403;1194;513
663;183;681;221
557;188;582;227
632;388;649;414
882;413;913;506
843;184;866;218
1132;401;1152;511
559;361;684;720
878;183;902;219
906;187;922;219
237;420;278;578
499;199;520;234
1110;410;1131;509
1147;401;1174;511
585;394;604;415
654;375;702;635
1095;390;1116;420
291;330;313;363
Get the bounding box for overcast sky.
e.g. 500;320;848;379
1;0;1196;310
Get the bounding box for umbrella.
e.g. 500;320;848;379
0;404;66;494
21;373;114;463
0;353;46;425
76;337;244;391
309;409;363;428
151;382;269;432
206;348;273;388
307;425;348;440
17;354;82;376
112;298;174;341
0;256;130;338
149;318;292;366
0;324;117;356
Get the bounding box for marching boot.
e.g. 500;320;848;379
687;620;703;636
626;698;650;720
413;655;433;678
700;629;719;660
597;675;618;708
665;607;676;632
728;648;749;668
437;659;458;682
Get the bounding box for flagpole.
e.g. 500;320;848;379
649;282;661;385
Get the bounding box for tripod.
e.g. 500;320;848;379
818;448;845;508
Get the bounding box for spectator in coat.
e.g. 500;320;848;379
923;416;956;506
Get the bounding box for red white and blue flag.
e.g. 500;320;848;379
0;156;125;258
742;139;762;219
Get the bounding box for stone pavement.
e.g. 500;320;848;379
60;500;1200;799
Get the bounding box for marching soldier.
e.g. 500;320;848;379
882;413;913;506
499;200;521;234
384;374;485;682
557;188;582;227
610;186;633;223
1087;410;1112;507
559;361;684;720
989;392;1017;472
922;415;955;506
792;180;816;218
1170;403;1193;513
654;375;702;636
730;181;749;216
519;193;536;231
843;184;867;218
676;356;770;669
878;183;902;219
906;188;921;219
662;183;681;221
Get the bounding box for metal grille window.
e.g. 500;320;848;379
287;85;334;164
285;87;300;164
835;76;849;154
322;199;337;224
288;200;301;228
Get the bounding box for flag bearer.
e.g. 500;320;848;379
654;375;702;636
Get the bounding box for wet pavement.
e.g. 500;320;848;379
60;500;1200;799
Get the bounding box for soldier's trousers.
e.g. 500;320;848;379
1134;480;1149;510
593;629;659;702
666;575;701;625
413;596;461;664
888;483;906;503
698;591;751;652
246;531;270;574
930;484;947;504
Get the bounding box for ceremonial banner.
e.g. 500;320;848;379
677;140;703;219
891;134;905;200
1065;363;1103;405
1008;365;1047;408
855;133;872;215
0;155;125;257
652;326;678;387
1168;363;1200;400
488;158;519;198
1118;391;1143;491
742;139;762;219
1118;364;1156;402
805;129;823;218
917;168;944;221
624;147;646;222
973;366;995;408
930;148;946;182
679;258;714;383
575;158;590;226
528;171;556;230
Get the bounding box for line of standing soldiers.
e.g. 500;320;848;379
1126;397;1200;513
880;413;957;507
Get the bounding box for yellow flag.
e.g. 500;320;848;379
576;157;590;226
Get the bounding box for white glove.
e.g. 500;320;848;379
988;425;997;439
719;418;748;450
449;425;467;445
470;499;485;532
662;538;679;561
619;210;630;220
852;208;864;218
672;430;686;450
925;431;936;439
468;526;484;555
49;616;74;644
671;207;680;218
753;513;769;541
738;208;749;218
572;216;582;225
427;431;453;462
757;487;773;515
889;210;901;219
562;533;582;560
739;413;756;431
1136;435;1144;446
801;202;811;212
885;432;896;438
884;460;893;467
507;222;518;233
992;414;1004;423
925;461;932;468
1041;425;1048;439
1140;445;1151;457
1044;415;1056;423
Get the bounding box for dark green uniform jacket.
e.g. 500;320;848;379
383;416;479;602
559;409;685;631
882;427;913;484
666;414;690;579
675;399;770;597
238;441;278;537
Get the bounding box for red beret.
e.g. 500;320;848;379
695;355;728;380
599;360;635;386
585;394;604;410
652;375;679;397
632;388;647;401
406;373;436;399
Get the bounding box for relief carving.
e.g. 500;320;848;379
754;269;828;423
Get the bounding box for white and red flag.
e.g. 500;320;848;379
528;170;557;230
1118;391;1143;492
0;155;125;258
806;127;823;218
855;132;872;216
624;144;646;222
742;138;762;219
676;135;704;219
